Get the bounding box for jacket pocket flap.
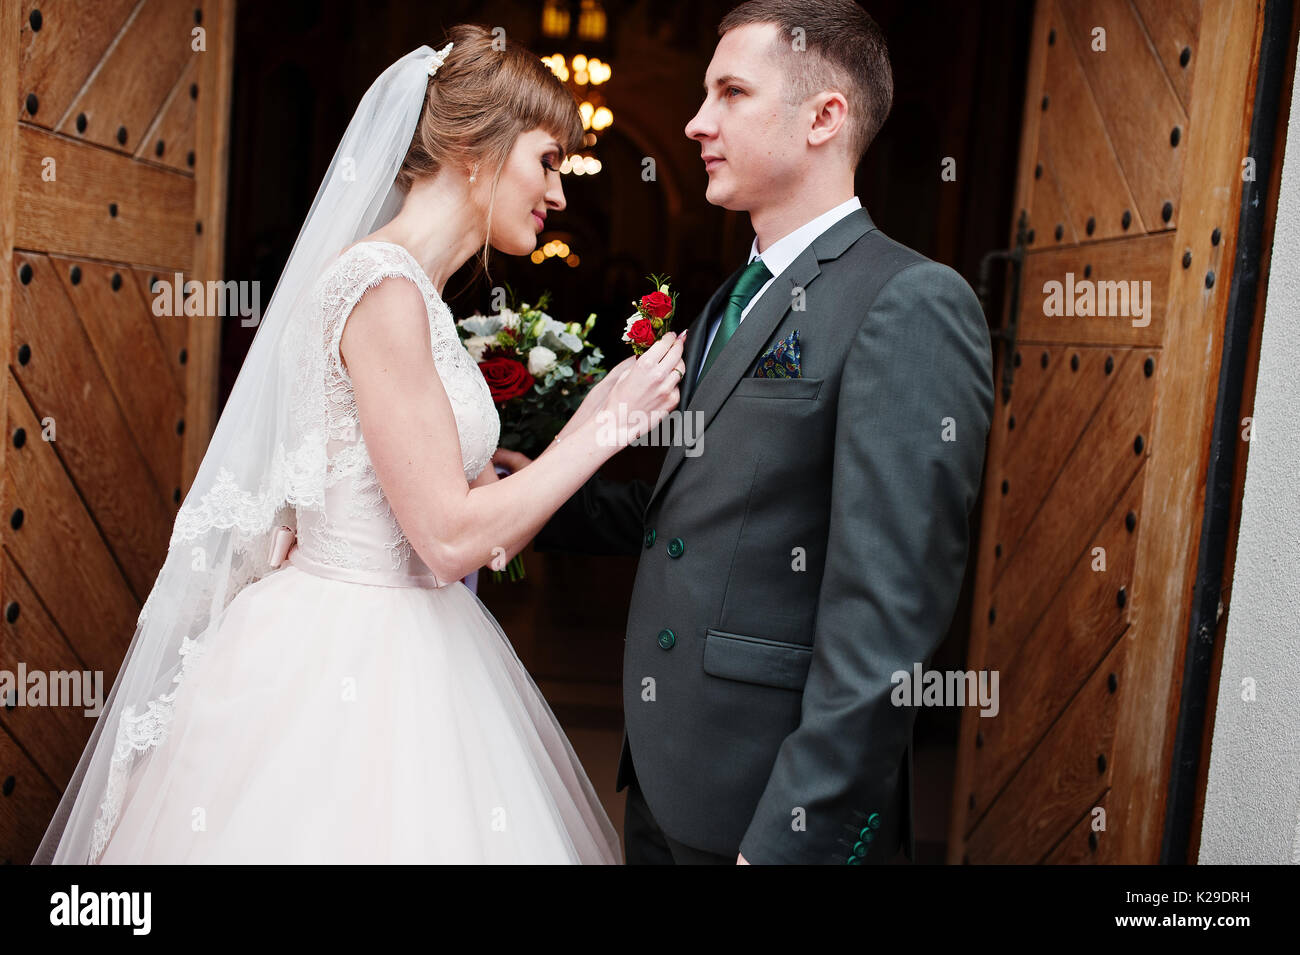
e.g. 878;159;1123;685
702;629;812;690
732;375;823;399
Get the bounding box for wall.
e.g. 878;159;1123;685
1199;54;1300;866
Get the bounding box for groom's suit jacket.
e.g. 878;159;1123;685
535;207;994;864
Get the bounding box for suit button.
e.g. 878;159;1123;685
644;528;656;548
657;628;676;650
858;827;876;842
851;840;869;858
866;812;881;830
845;855;862;865
666;537;685;558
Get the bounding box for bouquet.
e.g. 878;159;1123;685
622;274;679;355
456;286;606;581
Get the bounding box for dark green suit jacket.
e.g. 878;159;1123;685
536;207;993;864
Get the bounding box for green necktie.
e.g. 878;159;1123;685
698;257;773;382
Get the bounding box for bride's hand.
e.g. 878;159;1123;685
567;355;636;432
600;331;687;447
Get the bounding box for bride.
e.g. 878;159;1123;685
33;27;685;864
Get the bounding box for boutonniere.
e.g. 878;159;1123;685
622;274;678;355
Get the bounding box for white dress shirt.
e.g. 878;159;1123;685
696;196;862;383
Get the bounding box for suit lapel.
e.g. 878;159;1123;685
645;206;878;512
680;266;742;409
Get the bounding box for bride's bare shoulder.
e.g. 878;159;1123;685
320;237;405;287
336;231;407;260
335;237;382;260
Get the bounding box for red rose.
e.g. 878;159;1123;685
640;290;673;318
478;356;534;403
628;318;656;348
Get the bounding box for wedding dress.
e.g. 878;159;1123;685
94;240;621;863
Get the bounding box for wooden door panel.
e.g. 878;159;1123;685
1057;0;1189;232
0;550;95;785
133;57;199;175
1018;233;1172;347
950;0;1272;864
1131;0;1204;113
4;370;139;676
132;267;191;393
1037;2;1143;242
0;723;61;865
1;0;234;864
997;346;1116;556
976;473;1142;811
965;636;1126;863
998;344;1055;436
16;0;138;131
1027;139;1079;248
984;345;1055;594
987;348;1154;649
1044;789;1110;863
51;254;184;500
15;125;196;268
12;253;173;600
56;0;197;154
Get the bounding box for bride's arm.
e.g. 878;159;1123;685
341;278;681;583
468;461;500;488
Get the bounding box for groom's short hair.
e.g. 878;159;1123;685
718;0;892;169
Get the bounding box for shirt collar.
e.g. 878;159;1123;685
747;196;863;274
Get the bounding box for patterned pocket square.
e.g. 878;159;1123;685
753;329;801;378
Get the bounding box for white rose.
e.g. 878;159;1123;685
463;335;495;362
499;308;521;330
528;345;558;376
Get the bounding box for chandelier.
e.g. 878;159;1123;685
540;0;611;178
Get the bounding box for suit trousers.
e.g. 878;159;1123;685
622;749;732;865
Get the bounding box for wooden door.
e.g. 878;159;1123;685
0;0;233;863
948;0;1278;863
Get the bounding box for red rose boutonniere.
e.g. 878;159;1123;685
623;274;679;356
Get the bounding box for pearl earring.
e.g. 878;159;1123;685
469;164;478;183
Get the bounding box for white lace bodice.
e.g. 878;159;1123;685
294;240;500;580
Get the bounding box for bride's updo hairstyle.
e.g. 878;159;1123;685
397;24;585;280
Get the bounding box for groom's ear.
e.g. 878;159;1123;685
807;90;851;151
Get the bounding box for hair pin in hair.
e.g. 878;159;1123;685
426;42;454;77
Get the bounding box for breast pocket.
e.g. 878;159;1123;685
702;628;813;691
731;375;823;400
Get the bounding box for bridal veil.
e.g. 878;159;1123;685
34;44;445;863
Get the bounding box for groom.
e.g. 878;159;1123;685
533;0;993;864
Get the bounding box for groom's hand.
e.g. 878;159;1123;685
737;852;749;865
491;448;533;474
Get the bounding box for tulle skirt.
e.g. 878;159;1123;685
97;561;622;863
